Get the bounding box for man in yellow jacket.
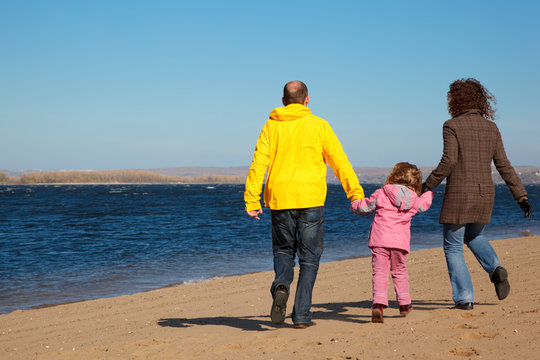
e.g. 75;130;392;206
245;80;364;328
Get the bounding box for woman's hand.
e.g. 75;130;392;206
518;197;532;218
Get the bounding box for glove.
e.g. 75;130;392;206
518;197;532;218
421;182;431;194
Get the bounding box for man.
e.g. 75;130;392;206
244;80;364;328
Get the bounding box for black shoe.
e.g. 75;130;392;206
454;302;474;310
270;285;288;324
294;321;316;329
491;266;510;300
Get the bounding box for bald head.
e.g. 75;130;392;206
283;80;309;106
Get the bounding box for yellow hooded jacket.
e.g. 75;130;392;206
244;104;364;211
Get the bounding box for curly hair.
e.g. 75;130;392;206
447;78;497;120
384;162;423;195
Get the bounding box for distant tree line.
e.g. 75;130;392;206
1;166;539;185
0;170;246;185
0;171;11;184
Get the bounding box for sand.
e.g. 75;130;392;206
1;236;539;359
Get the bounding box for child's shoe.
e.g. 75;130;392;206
399;304;413;316
372;303;384;323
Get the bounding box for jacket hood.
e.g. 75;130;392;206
269;104;311;122
382;184;418;211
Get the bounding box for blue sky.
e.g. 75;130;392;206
1;1;539;171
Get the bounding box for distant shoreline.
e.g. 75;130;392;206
2;165;540;185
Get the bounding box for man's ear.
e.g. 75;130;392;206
304;94;310;106
282;97;287;106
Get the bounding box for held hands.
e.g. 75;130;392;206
247;208;263;220
518;197;532;218
351;200;361;212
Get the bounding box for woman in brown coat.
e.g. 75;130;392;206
424;78;532;310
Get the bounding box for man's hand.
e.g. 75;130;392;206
518;197;532;218
351;200;361;212
247;209;263;220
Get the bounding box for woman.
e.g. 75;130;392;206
424;78;532;310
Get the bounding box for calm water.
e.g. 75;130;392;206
1;183;538;314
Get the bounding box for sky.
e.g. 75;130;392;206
1;0;539;171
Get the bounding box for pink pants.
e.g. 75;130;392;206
371;247;411;306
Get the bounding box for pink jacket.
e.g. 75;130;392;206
352;184;433;252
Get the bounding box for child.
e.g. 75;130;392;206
351;162;433;323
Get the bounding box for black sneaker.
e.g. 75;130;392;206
491;266;510;300
294;321;316;329
454;302;474;310
270;285;289;324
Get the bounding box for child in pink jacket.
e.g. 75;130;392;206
351;162;433;323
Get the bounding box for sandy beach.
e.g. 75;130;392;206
1;235;539;359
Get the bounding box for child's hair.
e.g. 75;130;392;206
384;162;423;195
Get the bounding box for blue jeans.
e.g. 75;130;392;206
271;207;324;324
443;223;501;304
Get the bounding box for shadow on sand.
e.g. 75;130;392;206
157;298;456;331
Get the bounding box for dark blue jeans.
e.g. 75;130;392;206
271;206;324;324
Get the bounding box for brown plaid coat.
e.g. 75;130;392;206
425;109;527;224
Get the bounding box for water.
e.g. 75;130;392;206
1;183;538;314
